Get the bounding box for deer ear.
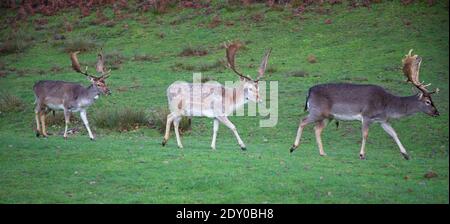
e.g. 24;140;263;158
417;92;424;100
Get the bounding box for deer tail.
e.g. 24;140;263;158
304;88;311;112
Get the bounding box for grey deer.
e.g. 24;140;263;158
162;41;271;150
290;50;439;160
33;51;112;140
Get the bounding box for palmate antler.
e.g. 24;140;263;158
224;40;272;82
95;51;111;80
224;41;253;81
402;49;438;96
256;48;272;82
70;50;111;80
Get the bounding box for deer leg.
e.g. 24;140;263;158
162;113;174;146
39;111;48;137
290;116;314;153
80;110;94;140
314;120;326;156
211;118;219;150
63;109;70;140
173;116;183;149
381;122;410;160
217;116;246;150
359;120;371;160
35;109;41;137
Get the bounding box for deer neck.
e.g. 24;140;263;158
388;94;422;118
225;84;246;115
87;84;101;99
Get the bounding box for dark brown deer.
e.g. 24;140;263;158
290;50;439;160
33;51;112;140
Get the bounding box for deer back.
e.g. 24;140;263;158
34;80;100;111
306;83;397;119
167;82;246;117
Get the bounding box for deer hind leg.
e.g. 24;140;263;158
211;118;219;150
173;116;183;149
359;119;371;160
217;116;246;150
162;113;175;146
290;116;315;153
381;122;410;160
35;108;41;137
314;120;327;156
39;110;48;137
63;109;70;140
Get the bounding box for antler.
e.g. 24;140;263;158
70;50;112;80
255;48;272;82
70;51;98;79
224;41;253;81
95;51;111;80
96;52;105;74
402;49;438;95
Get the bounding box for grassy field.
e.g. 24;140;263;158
0;1;448;203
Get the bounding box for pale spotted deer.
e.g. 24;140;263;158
162;41;272;150
33;51;112;140
290;50;439;160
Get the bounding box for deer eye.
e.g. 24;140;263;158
425;100;431;105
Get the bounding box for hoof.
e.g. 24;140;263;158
36;132;40;138
359;154;366;160
64;136;68;140
289;146;296;153
401;153;410;160
319;153;327;157
90;137;95;141
178;145;184;149
240;147;247;151
161;140;167;147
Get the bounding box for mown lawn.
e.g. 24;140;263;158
0;1;448;203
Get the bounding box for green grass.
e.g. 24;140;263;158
0;1;448;203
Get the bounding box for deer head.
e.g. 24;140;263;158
70;50;112;95
402;49;439;116
224;41;272;103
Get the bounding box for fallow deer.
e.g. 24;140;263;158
33;51;112;140
162;41;272;150
290;50;439;160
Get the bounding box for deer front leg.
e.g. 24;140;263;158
80;110;95;140
217;116;246;150
359;120;371;160
63;109;70;140
314;120;326;156
162;113;174;146
290;117;313;153
39;111;48;137
381;122;410;160
173;116;183;149
211;119;219;150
